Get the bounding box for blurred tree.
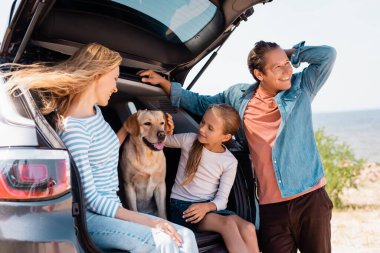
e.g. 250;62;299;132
315;128;365;208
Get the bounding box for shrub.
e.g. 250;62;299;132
315;128;365;208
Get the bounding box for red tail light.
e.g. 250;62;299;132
0;148;70;200
15;162;48;184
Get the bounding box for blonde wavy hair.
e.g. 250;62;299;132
1;43;122;129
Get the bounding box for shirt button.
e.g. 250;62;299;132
294;96;297;98
274;160;277;164
278;180;282;184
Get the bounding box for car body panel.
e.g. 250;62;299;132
0;195;81;253
0;81;38;146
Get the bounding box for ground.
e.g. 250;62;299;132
332;163;380;253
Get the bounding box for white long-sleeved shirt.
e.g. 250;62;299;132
166;133;237;210
59;106;121;217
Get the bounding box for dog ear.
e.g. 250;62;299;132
123;112;140;136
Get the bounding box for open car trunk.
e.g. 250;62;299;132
1;0;272;82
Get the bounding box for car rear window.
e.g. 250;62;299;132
112;0;217;43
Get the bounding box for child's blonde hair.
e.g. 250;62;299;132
1;43;122;129
182;104;241;185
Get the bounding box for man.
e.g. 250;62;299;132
140;41;336;253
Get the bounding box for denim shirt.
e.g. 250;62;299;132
170;42;337;198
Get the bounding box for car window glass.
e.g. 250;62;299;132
113;0;217;42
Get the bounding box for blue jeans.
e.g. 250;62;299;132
86;211;198;253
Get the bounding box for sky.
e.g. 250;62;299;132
185;0;380;113
1;0;379;113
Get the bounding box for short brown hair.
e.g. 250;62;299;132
247;40;280;82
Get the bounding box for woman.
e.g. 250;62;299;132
3;43;198;253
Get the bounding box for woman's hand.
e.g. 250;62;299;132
153;219;183;247
116;208;182;246
137;70;171;95
183;202;216;224
165;113;174;135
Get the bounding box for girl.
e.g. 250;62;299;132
165;104;259;253
3;43;198;253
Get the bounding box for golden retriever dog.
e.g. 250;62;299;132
120;110;169;219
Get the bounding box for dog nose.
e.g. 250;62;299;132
157;131;166;142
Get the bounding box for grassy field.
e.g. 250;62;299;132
332;164;380;253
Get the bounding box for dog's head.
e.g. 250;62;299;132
124;110;170;151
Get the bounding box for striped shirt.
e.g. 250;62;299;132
59;106;121;218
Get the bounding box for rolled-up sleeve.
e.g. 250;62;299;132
291;42;337;100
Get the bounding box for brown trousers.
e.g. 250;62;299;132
258;187;333;253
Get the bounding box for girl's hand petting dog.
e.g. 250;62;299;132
183;202;217;224
165;113;174;135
